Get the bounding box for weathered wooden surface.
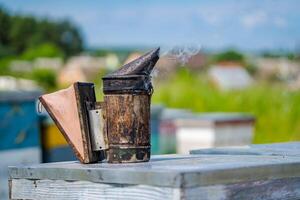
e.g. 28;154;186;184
9;179;175;200
9;177;300;200
9;143;300;200
8;154;300;187
190;142;300;157
0;147;40;200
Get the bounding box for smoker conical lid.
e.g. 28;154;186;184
105;47;160;77
102;48;160;94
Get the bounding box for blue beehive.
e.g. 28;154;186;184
0;91;41;151
40;115;76;163
150;105;164;154
0;91;42;200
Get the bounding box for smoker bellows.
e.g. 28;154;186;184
39;48;160;164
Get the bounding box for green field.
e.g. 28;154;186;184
152;69;300;143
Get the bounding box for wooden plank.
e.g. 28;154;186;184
0;147;40;200
10;179;176;200
8;143;300;199
10;177;300;200
190;142;300;157
8;154;300;188
184;177;300;200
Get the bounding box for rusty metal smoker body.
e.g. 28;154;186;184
102;48;159;163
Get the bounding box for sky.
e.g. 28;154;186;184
0;0;300;51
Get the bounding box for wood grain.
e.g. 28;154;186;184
10;179;175;200
10;177;300;200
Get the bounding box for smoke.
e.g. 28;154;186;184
160;44;202;65
151;44;202;79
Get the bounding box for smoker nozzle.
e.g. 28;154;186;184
102;48;160;94
105;47;160;77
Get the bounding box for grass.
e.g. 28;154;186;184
152;68;300;143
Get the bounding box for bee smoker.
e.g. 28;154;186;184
39;48;160;164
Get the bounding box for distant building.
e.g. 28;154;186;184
0;76;40;91
10;57;63;72
105;53;119;70
186;53;207;71
58;66;101;86
65;55;106;70
58;67;87;85
208;64;253;90
255;58;300;80
9;60;32;72
58;54;117;86
34;57;63;71
288;73;300;90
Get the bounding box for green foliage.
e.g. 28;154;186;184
31;68;57;91
0;7;15;58
152;68;300;143
89;49;110;57
213;50;245;63
21;43;64;60
0;6;11;46
0;56;16;74
89;47;133;62
211;50;259;75
0;7;83;57
262;51;297;60
245;63;258;76
0;44;15;58
9;15;37;53
56;20;83;56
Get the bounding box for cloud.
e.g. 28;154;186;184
241;10;268;29
273;17;287;28
198;9;224;25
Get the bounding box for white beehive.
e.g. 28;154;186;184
160;113;255;154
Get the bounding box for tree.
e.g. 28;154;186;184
9;16;37;53
0;7;15;58
0;7;10;45
31;68;57;91
213;50;245;63
21;42;64;60
0;6;84;58
57;20;83;56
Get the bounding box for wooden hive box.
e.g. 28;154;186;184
160;113;255;154
8;142;300;200
0;91;41;200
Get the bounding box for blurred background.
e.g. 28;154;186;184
0;0;300;198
